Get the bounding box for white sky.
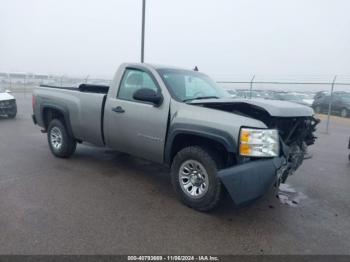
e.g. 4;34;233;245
0;0;349;79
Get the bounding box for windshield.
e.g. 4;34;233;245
157;69;229;102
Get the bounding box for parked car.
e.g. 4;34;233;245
235;89;273;99
226;89;237;97
32;63;318;211
0;89;17;118
312;92;350;117
270;92;312;107
298;92;315;106
314;91;328;100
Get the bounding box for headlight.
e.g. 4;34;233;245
239;128;279;157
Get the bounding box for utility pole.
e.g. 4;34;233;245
141;0;146;63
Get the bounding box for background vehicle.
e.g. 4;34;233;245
32;63;318;211
226;89;237;97
0;89;17;118
270;92;312;106
312;92;350;117
235;89;273;99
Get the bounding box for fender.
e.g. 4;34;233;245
164;123;237;164
40;102;75;139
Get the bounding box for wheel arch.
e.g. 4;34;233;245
164;125;237;167
41;104;74;138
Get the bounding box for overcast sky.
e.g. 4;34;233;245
0;0;349;79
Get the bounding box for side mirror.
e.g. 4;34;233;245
5;90;11;93
133;88;163;106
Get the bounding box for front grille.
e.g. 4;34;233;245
0;99;15;108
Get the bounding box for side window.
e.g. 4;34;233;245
118;69;158;101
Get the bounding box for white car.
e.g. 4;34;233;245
0;89;17;118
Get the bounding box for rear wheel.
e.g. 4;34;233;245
47;119;76;158
171;146;223;211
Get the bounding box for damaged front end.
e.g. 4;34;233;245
273;116;320;183
192;99;320;205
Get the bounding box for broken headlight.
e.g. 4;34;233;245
239;128;279;157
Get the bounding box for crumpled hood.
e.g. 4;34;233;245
190;98;314;117
0;92;15;101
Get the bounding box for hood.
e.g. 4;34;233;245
0;92;15;101
190;98;314;117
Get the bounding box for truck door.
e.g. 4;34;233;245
104;68;170;163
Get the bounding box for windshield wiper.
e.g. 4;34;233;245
183;96;219;103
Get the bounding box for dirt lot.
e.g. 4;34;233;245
0;93;349;255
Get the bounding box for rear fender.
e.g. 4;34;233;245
41;103;74;138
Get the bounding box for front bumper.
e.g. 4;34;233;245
218;157;284;205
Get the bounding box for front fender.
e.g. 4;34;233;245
164;123;237;164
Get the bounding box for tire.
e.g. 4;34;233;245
340;108;348;118
47;119;76;158
171;146;223;211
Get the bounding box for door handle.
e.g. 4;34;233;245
112;106;125;113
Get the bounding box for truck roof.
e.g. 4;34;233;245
122;63;192;71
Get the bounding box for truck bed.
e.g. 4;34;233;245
34;85;107;146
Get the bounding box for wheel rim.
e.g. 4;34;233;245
341;109;347;117
179;160;209;199
50;126;63;150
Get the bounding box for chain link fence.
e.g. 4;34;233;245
217;75;350;133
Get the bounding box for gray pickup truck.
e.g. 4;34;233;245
32;63;318;211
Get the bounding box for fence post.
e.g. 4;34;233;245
250;75;255;99
326;75;337;133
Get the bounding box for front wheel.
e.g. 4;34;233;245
47;119;77;158
171;146;223;211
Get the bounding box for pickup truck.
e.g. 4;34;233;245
32;63;318;211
